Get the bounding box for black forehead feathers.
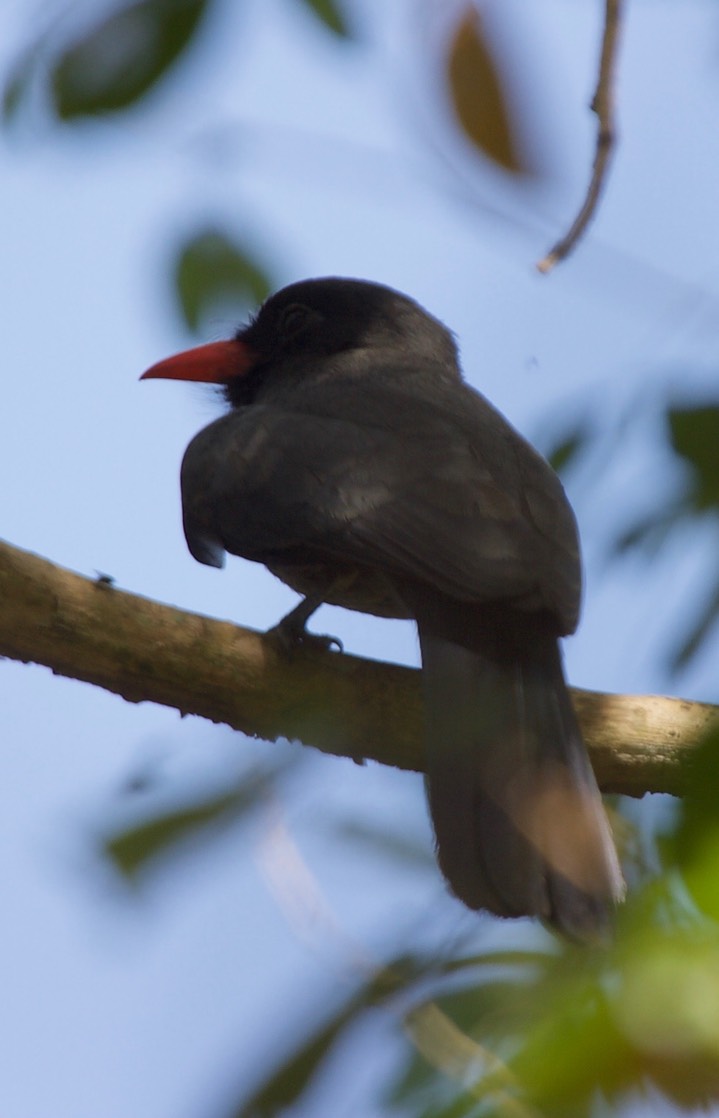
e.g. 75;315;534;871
242;276;459;363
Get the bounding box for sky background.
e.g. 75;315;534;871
3;1;719;1115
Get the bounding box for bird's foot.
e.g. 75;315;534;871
267;621;343;656
265;597;343;656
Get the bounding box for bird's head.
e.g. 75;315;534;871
141;277;458;406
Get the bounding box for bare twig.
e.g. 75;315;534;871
0;536;716;796
537;0;625;274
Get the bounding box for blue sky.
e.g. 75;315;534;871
3;1;719;1115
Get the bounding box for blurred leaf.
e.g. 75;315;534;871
389;961;554;1116
175;227;274;334
612;934;719;1108
512;904;719;1113
231;992;366;1118
51;0;209;119
104;765;277;878
609;504;683;560
544;423;593;476
607;400;719;670
218;878;719;1118
674;723;719;918
446;8;526;174
393;906;719;1116
669;404;719;511
2;41;42;124
512;968;631;1115
669;576;719;674
230;956;424;1118
333;818;434;870
296;0;352;39
443;948;554;978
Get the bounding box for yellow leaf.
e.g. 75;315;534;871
447;7;526;175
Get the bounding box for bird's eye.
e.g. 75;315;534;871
278;303;312;336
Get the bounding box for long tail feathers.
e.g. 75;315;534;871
413;600;624;941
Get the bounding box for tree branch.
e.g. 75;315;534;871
1;537;715;797
536;0;625;274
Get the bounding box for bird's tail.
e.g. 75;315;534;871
409;593;624;941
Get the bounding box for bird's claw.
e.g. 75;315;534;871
266;618;343;657
302;631;344;654
265;590;344;655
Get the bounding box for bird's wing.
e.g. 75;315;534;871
181;377;580;631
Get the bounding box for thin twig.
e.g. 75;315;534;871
537;0;625;274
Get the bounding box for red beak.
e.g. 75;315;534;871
140;340;256;384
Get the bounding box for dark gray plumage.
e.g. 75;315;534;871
149;277;625;939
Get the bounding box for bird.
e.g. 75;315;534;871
141;276;624;939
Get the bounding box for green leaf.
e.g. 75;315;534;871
295;0;352;39
544;423;593;476
674;723;719;903
388;955;554;1117
232;994;366;1117
669;576;719;674
609;505;683;560
51;0;209;119
2;44;39;123
513;974;628;1114
104;766;277;878
610;930;719;1108
668;403;719;511
175;227;274;334
232;959;420;1117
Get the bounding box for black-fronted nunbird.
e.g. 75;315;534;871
141;277;624;939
